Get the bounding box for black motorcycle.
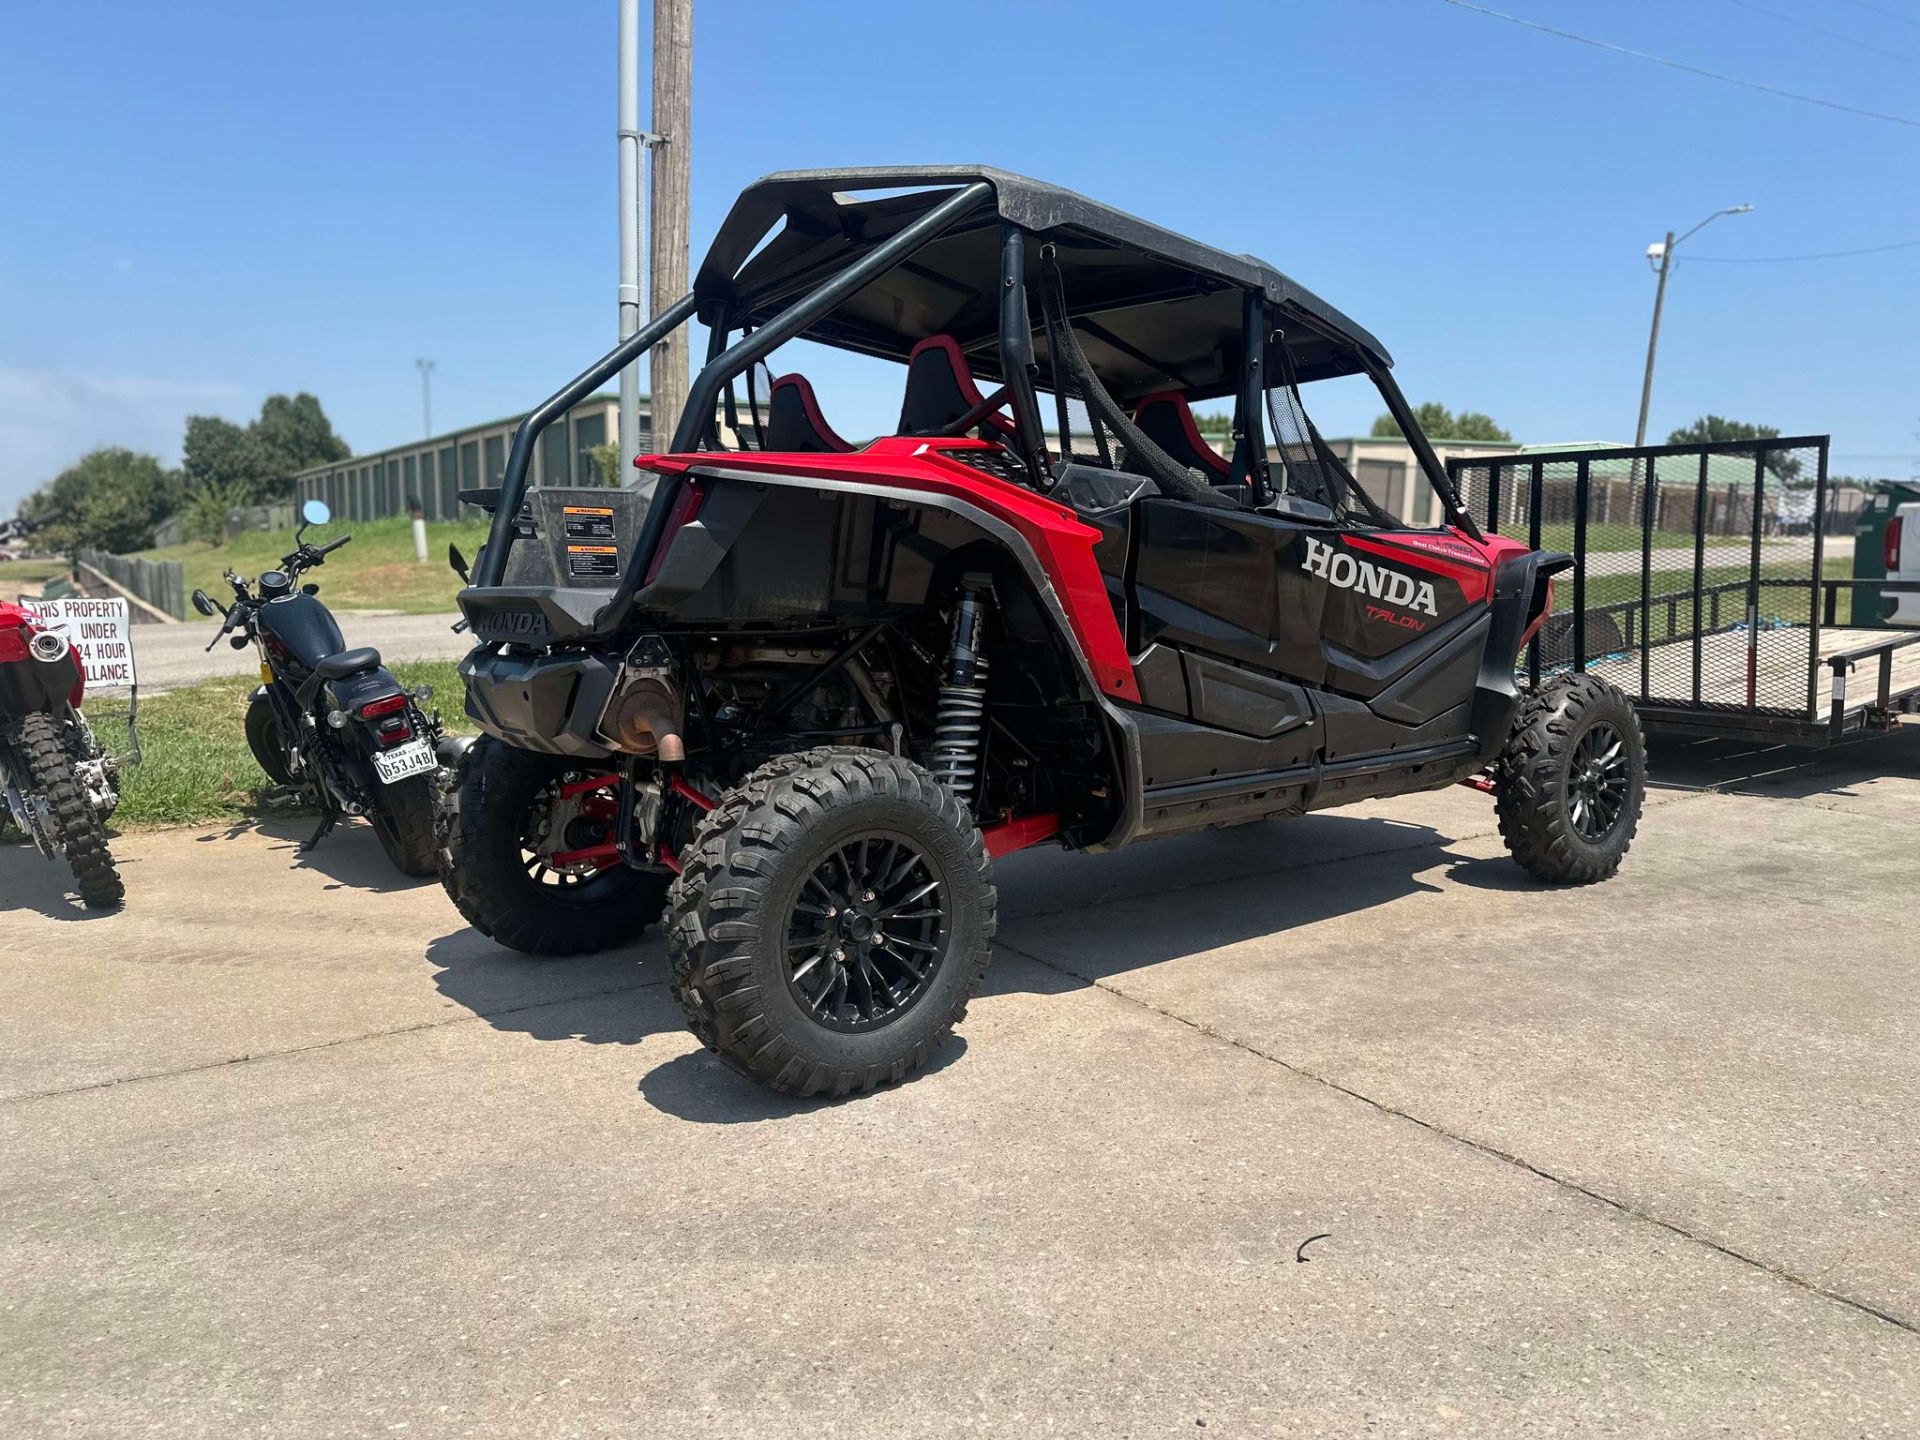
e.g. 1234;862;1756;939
191;500;442;875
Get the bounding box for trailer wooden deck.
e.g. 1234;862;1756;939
1579;625;1920;740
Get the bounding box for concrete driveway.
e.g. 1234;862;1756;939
131;612;470;693
2;734;1917;1436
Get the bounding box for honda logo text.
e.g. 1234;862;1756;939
1301;536;1438;616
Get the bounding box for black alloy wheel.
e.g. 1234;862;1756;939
784;832;950;1032
1566;720;1630;843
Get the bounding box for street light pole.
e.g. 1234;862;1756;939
1633;205;1752;449
415;357;435;439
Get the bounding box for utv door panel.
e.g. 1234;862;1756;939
1133;500;1327;684
1132;708;1319;789
1182;652;1313;739
1359;613;1490;727
1315;531;1490;668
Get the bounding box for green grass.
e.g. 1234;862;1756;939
135;514;490;615
1577;554;1853;647
114;659;472;828
0;556;70;595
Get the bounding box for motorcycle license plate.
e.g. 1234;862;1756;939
373;738;436;785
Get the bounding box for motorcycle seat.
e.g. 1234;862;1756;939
314;647;381;680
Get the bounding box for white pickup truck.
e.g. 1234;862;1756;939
1889;499;1920;627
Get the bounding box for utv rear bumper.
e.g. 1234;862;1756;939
460;645;623;760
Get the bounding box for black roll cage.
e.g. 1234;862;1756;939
471;177;1482;639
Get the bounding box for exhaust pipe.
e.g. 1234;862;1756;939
601;675;685;761
28;630;69;664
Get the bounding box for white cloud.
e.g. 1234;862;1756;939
0;369;245;512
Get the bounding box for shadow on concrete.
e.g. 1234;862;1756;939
636;1037;970;1123
0;837;122;921
424;926;672;1046
984;811;1472;989
1645;730;1919;801
193;814;436;895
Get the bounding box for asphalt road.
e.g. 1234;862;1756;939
131;611;472;693
2;732;1917;1436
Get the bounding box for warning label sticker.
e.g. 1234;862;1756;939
567;544;619;577
563;506;615;540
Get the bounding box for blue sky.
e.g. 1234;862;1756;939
2;0;1916;513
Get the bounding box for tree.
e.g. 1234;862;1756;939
18;448;180;556
1667;415;1801;484
180;415;268;500
587;441;622;486
1372;402;1512;443
180;394;351;509
252;392;349;479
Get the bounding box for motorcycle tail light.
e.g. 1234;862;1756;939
374;714;413;747
359;693;408;720
0;627;28;663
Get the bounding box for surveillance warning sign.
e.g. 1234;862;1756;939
22;597;138;690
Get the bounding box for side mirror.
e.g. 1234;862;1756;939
447;544;471;585
191;588;220;617
301;499;332;527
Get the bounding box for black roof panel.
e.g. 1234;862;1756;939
696;166;1391;399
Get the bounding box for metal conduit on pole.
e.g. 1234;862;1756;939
616;1;660;492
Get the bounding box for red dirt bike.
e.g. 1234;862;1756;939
0;600;123;908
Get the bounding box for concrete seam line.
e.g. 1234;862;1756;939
0;978;667;1107
991;935;1920;1340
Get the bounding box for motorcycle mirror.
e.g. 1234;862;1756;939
301;499;332;528
191;588;220;618
447;543;471;585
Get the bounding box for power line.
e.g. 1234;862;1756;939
1435;0;1920;128
1833;0;1920;30
1723;0;1920;65
1686;237;1920;262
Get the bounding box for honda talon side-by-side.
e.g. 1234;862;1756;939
439;167;1645;1097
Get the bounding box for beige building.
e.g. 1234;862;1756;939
292;395;630;525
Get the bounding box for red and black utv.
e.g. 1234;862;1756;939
441;167;1643;1096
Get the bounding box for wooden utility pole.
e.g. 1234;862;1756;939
649;0;693;451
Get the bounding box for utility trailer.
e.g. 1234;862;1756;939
1449;436;1920;746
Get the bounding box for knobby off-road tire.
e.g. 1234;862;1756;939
1495;674;1645;884
435;734;668;955
20;711;123;910
245;694;295;786
668;746;996;1098
370;773;437;877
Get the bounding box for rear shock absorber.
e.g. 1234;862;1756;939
930;575;992;811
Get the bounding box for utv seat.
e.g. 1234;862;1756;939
764;373;854;453
897;335;1019;446
1130;391;1240;491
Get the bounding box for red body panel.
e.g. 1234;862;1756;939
0;600;86;708
1345;530;1526;607
642;439;1143;703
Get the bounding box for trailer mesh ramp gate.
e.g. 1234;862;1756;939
1449;436;1920;744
